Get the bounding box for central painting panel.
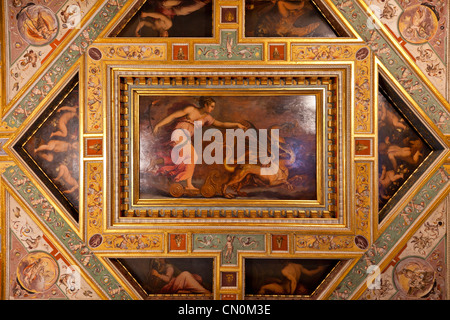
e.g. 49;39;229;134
135;92;320;205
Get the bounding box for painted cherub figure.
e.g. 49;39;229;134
50;105;78;139
34;139;79;162
135;0;211;37
256;0;321;37
223;235;235;263
54;163;79;194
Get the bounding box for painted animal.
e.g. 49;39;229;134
221;138;302;199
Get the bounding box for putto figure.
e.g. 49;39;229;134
152;96;246;190
116;0;212;37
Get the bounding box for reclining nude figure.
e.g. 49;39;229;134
149;258;210;294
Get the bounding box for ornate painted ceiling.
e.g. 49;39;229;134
0;0;449;301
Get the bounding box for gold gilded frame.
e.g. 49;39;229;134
129;87;326;208
84;40;374;236
4;59;85;235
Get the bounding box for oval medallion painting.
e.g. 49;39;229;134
393;257;435;298
16;4;59;46
398;4;439;44
16;251;60;293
